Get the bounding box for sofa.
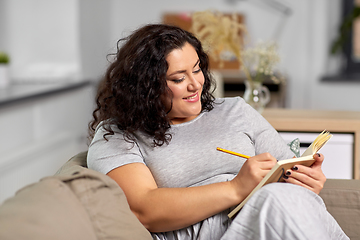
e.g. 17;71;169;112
0;151;359;239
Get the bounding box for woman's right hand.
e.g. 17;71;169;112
230;153;278;201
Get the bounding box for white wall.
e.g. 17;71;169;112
307;0;360;111
78;0;112;80
108;0;292;51
1;0;360;111
1;0;81;80
0;1;6;50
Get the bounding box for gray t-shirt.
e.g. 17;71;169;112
87;97;294;189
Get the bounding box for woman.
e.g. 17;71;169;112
87;24;348;239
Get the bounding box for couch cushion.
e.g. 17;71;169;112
55;164;152;240
320;178;360;239
0;177;97;240
0;152;152;240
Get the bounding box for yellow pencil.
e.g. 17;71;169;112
216;147;251;159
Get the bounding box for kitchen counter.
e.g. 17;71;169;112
0;80;92;107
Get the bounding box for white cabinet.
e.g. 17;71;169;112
0;81;95;203
279;132;354;179
263;108;360;179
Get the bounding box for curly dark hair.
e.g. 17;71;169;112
89;24;216;147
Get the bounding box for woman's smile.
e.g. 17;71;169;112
183;92;200;102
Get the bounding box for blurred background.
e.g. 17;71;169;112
0;0;359;203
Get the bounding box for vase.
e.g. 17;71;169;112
243;80;270;113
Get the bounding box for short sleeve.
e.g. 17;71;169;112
87;125;145;174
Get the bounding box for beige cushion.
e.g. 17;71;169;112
0;152;152;240
0;176;97;240
320;178;360;239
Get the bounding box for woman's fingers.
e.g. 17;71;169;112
312;153;325;169
232;152;278;198
283;153;326;194
247;152;277;176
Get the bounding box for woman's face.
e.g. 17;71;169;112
164;42;205;125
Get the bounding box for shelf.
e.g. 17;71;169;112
213;69;287;108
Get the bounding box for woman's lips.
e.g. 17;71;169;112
183;92;200;102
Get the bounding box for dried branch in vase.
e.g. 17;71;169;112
191;10;246;68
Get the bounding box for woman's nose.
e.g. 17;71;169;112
188;75;201;91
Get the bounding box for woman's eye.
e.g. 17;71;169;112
172;76;185;83
193;68;201;74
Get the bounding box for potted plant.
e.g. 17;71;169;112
0;51;10;88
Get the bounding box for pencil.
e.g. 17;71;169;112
216;147;251;159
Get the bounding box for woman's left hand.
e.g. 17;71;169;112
283;153;326;194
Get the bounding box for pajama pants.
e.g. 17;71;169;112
153;183;349;240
